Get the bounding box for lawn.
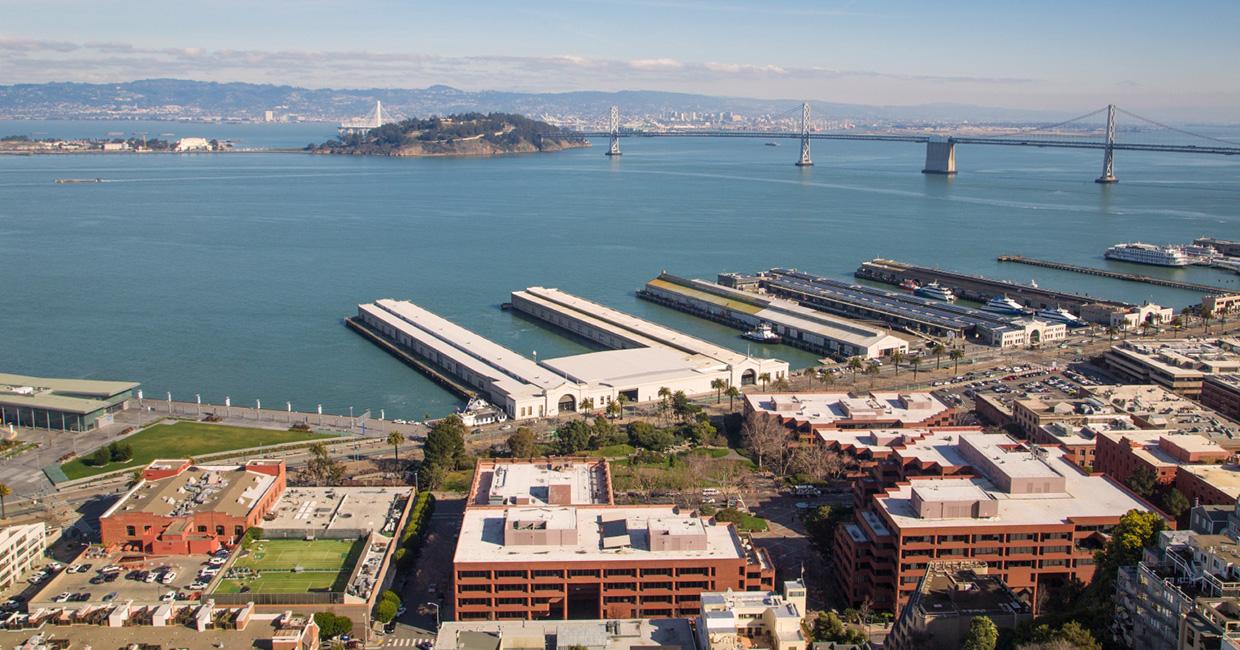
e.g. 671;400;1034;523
60;421;336;480
596;443;636;458
213;538;363;594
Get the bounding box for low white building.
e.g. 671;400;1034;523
979;318;1067;348
174;137;212;152
698;580;809;650
0;523;47;588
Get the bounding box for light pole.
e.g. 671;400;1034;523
256;399;262;421
287;402;292;424
425;602;440;630
195;394;201;419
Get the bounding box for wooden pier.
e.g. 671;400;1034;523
343;316;476;399
997;256;1233;295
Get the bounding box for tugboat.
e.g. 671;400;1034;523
742;322;782;343
981;295;1028;315
914;281;957;303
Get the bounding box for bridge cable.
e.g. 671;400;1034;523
982;106;1110;139
1114;107;1240;146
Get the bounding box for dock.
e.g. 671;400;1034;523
856;258;1131;309
996;256;1233;294
344;314;477;400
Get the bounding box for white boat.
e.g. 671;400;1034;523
1104;242;1192;267
914;282;956;302
742;322;782;343
1036;307;1084;326
981;295;1027;315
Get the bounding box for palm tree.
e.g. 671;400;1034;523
710;379;726;404
758;373;771;391
579;397;595;419
616;394;629;420
818;368;834;389
949;348;964;374
863;362;880;388
910;356;921;381
657;387;672;424
0;482;12;519
1171;316;1184;335
931;343;946;369
606;399;622;420
890;350;905;376
1203;309;1214;334
386;431;404;476
847;356;864;385
1105;326;1118;341
725;386;741;412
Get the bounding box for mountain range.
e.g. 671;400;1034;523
0;78;1084;124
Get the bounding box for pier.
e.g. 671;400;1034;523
856;259;1132;310
996;256;1233;295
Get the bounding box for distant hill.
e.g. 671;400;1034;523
0;78;1085;124
314;112;588;157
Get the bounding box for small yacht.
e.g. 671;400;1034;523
742;322;782;343
1036;306;1084;326
914;282;957;303
457;397;508;427
981;295;1027;315
899;279;920;291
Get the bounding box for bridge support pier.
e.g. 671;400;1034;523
1096;104;1117;184
605;105;621;157
921;138;956;175
795;102;813;166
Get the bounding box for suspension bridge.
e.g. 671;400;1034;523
578;102;1240;183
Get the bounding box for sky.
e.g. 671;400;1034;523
2;0;1238;117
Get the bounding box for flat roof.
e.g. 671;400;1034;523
454;506;745;564
877;446;1150;528
105;464;276;519
435;618;696;650
474;460;610;507
748;391;950;426
1088;384;1240;442
540;347;718;386
261;486;410;537
0;373;138;414
1180;465;1240;500
913;564;1028;616
1110;339;1240;378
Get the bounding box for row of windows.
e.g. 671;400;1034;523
461;567;712;581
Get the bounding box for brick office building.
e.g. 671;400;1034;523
453;459;775;621
1093;431;1240;507
832;433;1155;614
100;459;286;554
744;392;958;445
1202;374;1240;422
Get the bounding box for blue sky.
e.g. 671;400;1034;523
1;0;1237;115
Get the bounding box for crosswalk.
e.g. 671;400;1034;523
382;637;434;647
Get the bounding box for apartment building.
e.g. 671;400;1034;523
1093;430;1240;507
833;433;1153;614
697;580;808;650
885;562;1031;650
0;523;47;588
744;392;958;445
453;459;775;622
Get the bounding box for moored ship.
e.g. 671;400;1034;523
1104;242;1192;267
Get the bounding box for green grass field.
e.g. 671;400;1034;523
213;538;363;594
60;421;336;480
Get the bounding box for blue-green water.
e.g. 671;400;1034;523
2;120;1238;418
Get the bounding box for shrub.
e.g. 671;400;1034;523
313;612;353;639
375;599;397;624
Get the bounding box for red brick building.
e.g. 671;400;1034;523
100;459;286;554
1093;430;1240;508
452;459;774;621
832;434;1155;614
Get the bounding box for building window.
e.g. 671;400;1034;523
126;526;136;536
197;526;207;533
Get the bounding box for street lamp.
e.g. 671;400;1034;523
425;602;440;630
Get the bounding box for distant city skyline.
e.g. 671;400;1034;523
1;0;1238;119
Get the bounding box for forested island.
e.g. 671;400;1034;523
310;112;589;157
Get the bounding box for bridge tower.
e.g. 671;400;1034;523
606;106;622;156
1096;104;1118;184
795;102;813;166
373;100;384;128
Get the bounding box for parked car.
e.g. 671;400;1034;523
102;592;118;602
160;571;177;585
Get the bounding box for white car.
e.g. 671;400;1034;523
208;557;226;566
200;567;219;577
160;591;176;603
190;581;209;591
160;571;177;585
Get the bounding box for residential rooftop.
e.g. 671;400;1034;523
261;486;410;538
747;391;952;428
471;459;612;507
1087;384;1240;442
103;463;276;519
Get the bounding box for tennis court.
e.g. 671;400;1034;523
213;538;363;594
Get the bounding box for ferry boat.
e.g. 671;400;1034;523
54;178;103;184
914;282;957;303
1036;306;1084;326
742;322;782;343
981;295;1027;315
1104;242;1192;267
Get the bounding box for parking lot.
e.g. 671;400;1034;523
26;548;225;609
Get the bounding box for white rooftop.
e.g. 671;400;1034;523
453;506;745;564
748;391;950;426
477;461;610;507
540;346;719;387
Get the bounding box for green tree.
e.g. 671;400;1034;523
376;599;398;623
962;616;998;650
710;378;726;404
0;482;9;519
627;421;677;452
507;427;536;458
1096;509;1167;589
306;443;344;485
932;342;946;369
616;394;629;420
950;347;965;373
1126;467;1157;497
313;612;353;639
579;397;595;418
847;356;864;384
725;386;741;411
590;416;622;448
758;372;771;391
606;399;622;420
386;431;405;474
555;419;592;455
1055;621;1102;650
890;349;905;376
424;415;467;471
1161;487;1190;518
910;355;921;381
810;611;866;645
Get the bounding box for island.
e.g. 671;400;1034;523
310;112;590;157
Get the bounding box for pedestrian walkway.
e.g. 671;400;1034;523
381;637;434;647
